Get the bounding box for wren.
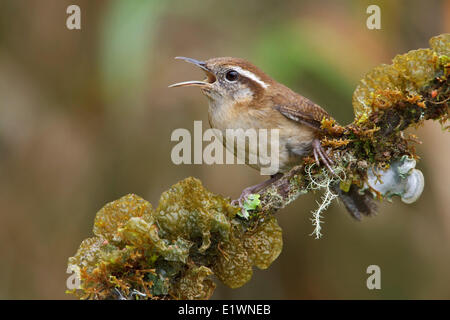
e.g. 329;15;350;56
170;57;376;219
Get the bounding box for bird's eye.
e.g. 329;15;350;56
225;70;239;82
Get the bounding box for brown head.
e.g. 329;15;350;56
169;57;274;105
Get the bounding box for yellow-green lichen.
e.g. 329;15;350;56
213;216;282;288
243;217;283;270
67;34;449;300
172;265;215;300
352;34;449;118
93;194;153;241
316;34;449;210
155;177;236;253
67;178;283;299
430;33;450;56
213;234;253;288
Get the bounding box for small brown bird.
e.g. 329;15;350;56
170;57;375;219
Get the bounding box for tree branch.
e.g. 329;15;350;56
67;33;449;300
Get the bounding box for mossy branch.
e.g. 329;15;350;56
67;34;449;300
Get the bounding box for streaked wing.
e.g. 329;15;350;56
273;98;331;131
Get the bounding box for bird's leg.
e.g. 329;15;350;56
312;138;335;174
232;173;283;207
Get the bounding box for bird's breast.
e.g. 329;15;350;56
207;101;316;173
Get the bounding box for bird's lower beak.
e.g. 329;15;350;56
169;57;216;88
168;80;211;88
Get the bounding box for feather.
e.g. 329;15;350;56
273;97;331;131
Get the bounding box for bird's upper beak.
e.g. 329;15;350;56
168;57;216;88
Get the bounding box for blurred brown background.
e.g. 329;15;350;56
0;0;449;299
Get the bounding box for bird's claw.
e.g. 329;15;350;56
312;138;335;175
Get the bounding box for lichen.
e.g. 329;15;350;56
318;34;449;200
352;34;449;119
67;178;283;299
240;194;261;219
293;34;448;234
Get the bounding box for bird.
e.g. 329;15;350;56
169;56;376;220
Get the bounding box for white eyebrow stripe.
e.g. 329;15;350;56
228;65;269;89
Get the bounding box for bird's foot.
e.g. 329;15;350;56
312;138;335;175
231;173;283;207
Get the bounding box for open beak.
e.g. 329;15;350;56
168;57;216;88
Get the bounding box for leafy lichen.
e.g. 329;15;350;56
67;178;283;299
316;34;450;190
352;34;449;120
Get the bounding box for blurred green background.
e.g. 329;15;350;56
0;0;449;299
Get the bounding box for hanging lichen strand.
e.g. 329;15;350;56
67;34;449;300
